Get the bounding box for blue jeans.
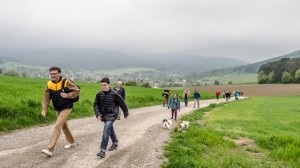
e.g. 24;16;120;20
100;120;118;151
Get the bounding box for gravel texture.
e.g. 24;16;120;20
0;98;239;168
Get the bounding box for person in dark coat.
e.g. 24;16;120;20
94;78;129;158
113;81;126;120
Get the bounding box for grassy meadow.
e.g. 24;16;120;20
162;96;300;167
0;75;214;132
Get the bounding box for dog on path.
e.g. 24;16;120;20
179;121;189;132
162;119;173;130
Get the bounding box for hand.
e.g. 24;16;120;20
41;111;46;117
60;92;68;98
97;116;103;121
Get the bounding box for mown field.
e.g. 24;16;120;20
191;83;300;96
163;96;300;167
0;75;215;132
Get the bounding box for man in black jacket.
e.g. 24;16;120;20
94;78;129;158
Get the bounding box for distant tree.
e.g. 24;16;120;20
257;70;268;84
295;68;300;81
281;71;292;83
4;69;19;77
141;82;151;88
0;68;2;74
268;71;275;83
214;80;220;85
125;80;137;86
22;72;27;77
228;81;233;85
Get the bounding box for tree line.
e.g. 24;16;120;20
257;57;300;84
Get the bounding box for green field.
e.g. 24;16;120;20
202;73;257;85
162;96;300;167
0;75;214;132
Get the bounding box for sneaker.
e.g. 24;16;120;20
96;151;105;158
64;143;74;149
42;149;53;157
108;143;118;151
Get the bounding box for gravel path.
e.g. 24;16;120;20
0;98;241;168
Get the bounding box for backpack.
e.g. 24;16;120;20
61;79;80;102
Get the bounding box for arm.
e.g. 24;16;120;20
116;94;129;118
65;80;80;99
41;84;50;117
93;93;102;118
122;88;126;101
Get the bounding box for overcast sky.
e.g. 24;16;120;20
1;0;300;62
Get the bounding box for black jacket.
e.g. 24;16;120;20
94;88;129;121
113;86;126;100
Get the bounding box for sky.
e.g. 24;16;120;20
0;0;300;63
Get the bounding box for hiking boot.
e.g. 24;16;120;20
64;143;74;149
96;151;105;158
41;149;53;157
108;143;118;151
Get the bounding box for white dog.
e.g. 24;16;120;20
162;119;173;130
179;121;189;132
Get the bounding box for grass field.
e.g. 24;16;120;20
0;75;214;132
162;96;300;167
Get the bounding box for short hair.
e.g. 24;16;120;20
101;77;110;84
49;66;61;73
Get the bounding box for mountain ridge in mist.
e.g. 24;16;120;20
0;48;248;72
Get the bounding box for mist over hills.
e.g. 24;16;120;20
0;48;248;72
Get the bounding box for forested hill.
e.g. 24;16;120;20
258;57;300;83
197;50;300;77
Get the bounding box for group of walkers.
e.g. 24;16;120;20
162;87;201;121
216;90;241;102
41;66;127;158
41;66;242;159
164;87;242;121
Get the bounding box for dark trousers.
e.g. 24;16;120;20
171;109;178;120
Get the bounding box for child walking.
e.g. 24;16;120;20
168;93;180;121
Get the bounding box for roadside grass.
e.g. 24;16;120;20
0;75;214;132
162;96;300;167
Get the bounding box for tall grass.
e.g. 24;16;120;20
162;97;300;167
0;75;214;132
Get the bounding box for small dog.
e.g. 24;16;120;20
179;121;189;132
162;119;173;130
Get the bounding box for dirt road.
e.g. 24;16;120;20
0;98;241;168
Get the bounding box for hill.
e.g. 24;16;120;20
0;48;248;72
194;50;300;77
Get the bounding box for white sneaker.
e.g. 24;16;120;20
41;149;53;157
64;143;74;149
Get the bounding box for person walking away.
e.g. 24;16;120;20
113;81;126;120
168;93;180;121
215;90;221;101
183;88;190;107
233;90;239;100
41;66;80;157
94;78;129;158
193;89;200;108
162;87;170;107
225;91;230;103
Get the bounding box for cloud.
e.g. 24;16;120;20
0;0;300;62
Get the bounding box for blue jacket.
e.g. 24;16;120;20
168;97;180;110
194;92;200;99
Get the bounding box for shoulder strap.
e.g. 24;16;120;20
61;79;67;92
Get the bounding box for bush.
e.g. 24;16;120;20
141;82;151;88
4;69;19;76
125;80;137;86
